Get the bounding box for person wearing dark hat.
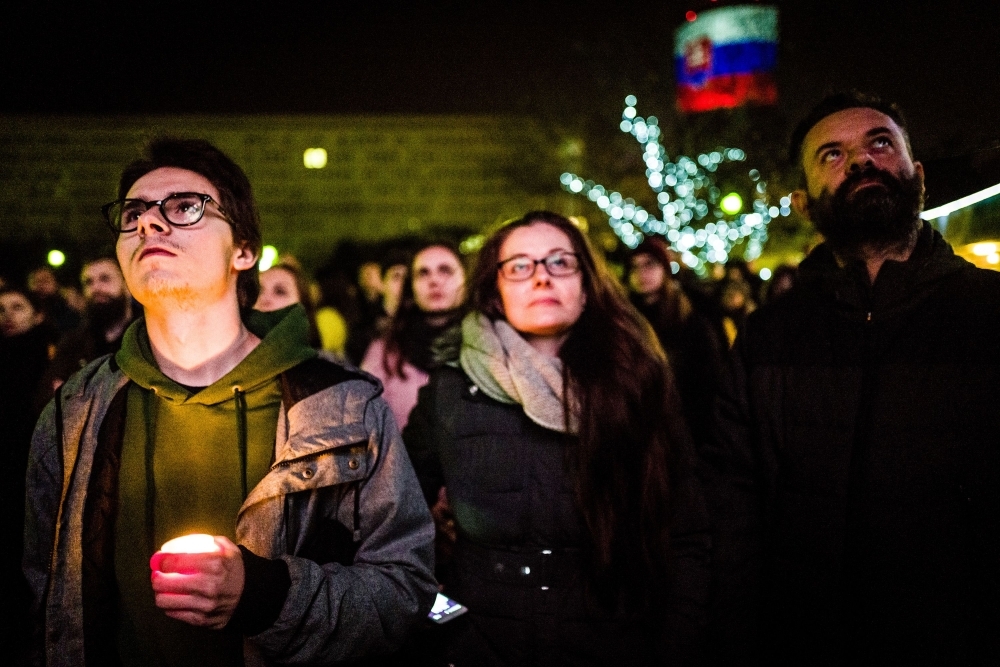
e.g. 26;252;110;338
703;92;1000;665
627;237;726;449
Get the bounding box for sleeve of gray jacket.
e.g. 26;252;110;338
22;396;62;667
249;395;438;663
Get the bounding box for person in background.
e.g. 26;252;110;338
404;211;710;665
761;263;798;304
361;240;466;430
27;266;80;334
0;286;55;661
345;251;410;364
381;252;410;320
254;261;325;350
48;257;137;391
716;276;757;347
358;261;384;308
627;237;726;449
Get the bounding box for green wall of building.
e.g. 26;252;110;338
1;115;568;272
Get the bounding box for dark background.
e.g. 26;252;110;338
3;0;999;283
4;0;998;159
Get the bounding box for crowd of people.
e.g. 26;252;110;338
2;91;998;666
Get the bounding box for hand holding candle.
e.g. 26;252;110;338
150;534;245;629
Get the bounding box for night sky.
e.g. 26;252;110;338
3;0;998;160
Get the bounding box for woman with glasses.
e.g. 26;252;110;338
403;211;710;665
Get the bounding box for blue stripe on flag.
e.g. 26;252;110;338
675;41;777;86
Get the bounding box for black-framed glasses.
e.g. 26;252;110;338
101;193;225;234
497;251;581;281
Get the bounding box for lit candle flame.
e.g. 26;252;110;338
160;534;220;554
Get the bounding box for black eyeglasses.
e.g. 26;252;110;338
101;193;226;234
497;251;581;281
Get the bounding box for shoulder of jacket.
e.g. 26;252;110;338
281;355;384;411
425;364;472;391
59;353;128;403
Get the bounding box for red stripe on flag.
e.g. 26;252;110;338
677;72;778;113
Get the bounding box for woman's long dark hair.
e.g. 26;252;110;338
382;240;467;379
470;211;684;601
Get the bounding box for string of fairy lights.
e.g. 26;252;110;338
560;96;791;271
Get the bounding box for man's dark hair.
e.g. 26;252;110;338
81;255;121;273
789;92;912;171
118;138;262;308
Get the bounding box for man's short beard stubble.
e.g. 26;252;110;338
807;166;925;259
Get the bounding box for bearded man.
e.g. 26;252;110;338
704;93;1000;665
48;258;137;391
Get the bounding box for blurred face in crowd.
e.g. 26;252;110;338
382;263;408;316
28;268;59;297
629;253;666;296
412;246;465;314
793;107;924;254
255;266;300;312
0;291;43;337
497;223;585;350
81;259;129;305
358;262;383;301
115;167;256;311
383;264;407;300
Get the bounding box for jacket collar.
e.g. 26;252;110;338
796;222;970;315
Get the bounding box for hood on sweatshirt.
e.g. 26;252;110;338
116;304;317;404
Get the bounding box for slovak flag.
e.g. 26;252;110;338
674;5;779;113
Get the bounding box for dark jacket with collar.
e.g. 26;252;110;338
404;364;711;666
24;333;437;666
704;223;1000;665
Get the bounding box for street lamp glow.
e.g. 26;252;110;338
259;245;279;271
47;250;66;267
303;148;327;169
720;193;743;215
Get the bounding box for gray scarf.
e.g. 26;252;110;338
459;312;578;433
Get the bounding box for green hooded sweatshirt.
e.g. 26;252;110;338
113;305;315;667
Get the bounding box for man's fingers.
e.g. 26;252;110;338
154;552;226;575
154;591;216;613
162;608;228;629
151;571;227;598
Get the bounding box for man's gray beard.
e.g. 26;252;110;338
807;166;924;258
87;294;129;332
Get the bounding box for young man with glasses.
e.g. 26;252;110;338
24;138;436;666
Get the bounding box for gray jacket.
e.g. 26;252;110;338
24;354;437;666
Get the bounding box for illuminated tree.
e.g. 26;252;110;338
560;96;791;272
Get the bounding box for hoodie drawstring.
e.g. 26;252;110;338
234;387;248;501
143;387;159;556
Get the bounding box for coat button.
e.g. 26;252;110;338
348;459;359;470
302;468;315;479
520;566;531;576
469;385;478;395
